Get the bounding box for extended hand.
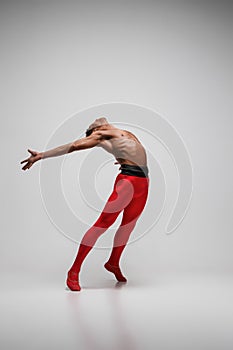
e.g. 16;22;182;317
20;149;42;171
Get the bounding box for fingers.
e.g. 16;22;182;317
20;158;29;164
21;161;33;171
20;149;36;165
22;162;29;170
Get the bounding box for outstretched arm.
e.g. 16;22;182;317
41;132;103;158
20;132;104;171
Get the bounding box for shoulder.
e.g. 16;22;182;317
92;128;124;140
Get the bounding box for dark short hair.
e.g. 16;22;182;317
85;128;94;137
85;125;104;137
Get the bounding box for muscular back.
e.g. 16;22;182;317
94;128;147;167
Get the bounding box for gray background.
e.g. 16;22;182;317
1;0;233;349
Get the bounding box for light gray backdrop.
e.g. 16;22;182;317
1;0;233;349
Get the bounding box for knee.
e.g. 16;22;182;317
94;212;118;228
121;214;139;227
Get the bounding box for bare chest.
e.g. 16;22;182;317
98;138;137;155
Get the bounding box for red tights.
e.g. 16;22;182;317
67;173;149;290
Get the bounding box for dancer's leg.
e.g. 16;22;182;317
67;209;120;291
67;175;134;290
105;177;149;282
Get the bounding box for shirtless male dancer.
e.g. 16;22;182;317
20;117;149;291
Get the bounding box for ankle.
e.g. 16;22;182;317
105;261;119;268
68;270;79;278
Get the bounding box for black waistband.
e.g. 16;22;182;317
120;164;149;178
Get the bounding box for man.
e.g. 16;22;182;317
21;117;149;291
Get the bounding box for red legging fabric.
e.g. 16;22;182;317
69;173;149;273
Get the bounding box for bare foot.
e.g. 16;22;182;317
66;271;81;291
104;262;127;282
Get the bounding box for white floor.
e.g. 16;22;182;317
1;271;233;350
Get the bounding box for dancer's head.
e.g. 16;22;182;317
85;117;110;137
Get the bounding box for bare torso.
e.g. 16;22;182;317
95;128;147;167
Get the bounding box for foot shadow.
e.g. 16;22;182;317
65;279;128;291
82;279;128;290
